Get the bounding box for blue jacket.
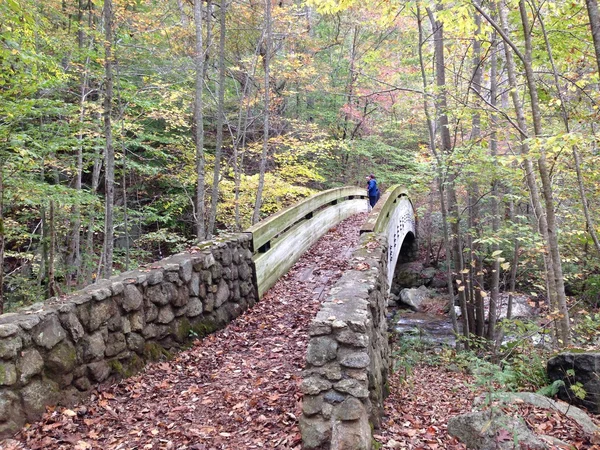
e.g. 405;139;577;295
368;179;379;197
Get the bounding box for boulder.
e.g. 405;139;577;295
399;285;434;311
547;352;600;413
495;293;536;320
393;262;425;289
447;410;548;449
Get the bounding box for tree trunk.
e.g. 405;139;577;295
0;165;5;314
252;0;272;225
102;0;115;279
417;5;459;335
208;0;227;237
194;0;207;240
488;30;501;341
586;0;600;76
469;0;485;338
518;0;570;345
48;201;58;298
427;6;469;343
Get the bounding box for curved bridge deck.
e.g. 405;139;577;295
9;215;366;450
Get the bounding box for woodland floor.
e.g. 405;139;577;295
3;214;600;450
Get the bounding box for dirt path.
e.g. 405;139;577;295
6;214;366;450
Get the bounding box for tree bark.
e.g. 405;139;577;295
488;30;501;341
102;0;115;279
518;0;570;345
0;165;5;314
586;0;600;76
427;6;469;343
417;5;459;335
252;0;272;225
208;0;227;237
194;0;207;240
48;201;58;298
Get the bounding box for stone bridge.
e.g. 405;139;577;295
0;185;416;449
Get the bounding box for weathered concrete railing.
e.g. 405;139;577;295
301;185;416;450
247;186;368;297
0;234;257;437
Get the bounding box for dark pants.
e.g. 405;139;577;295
369;196;378;208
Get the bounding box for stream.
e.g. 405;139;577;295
391;310;458;346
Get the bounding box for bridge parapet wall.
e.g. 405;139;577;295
0;233;257;437
300;233;389;450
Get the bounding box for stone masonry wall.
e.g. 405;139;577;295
299;233;390;450
0;233;257;437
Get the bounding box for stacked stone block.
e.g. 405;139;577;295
0;233;257;437
300;234;390;450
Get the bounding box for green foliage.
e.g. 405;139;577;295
570;382;587;400
536;379;565;397
571;311;600;347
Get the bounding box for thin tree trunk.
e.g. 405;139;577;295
67;50;92;287
518;0;570;345
233;35;262;230
102;0;115;279
507;199;519;320
469;0;485;338
252;0;272;225
417;5;458;335
85;143;103;284
488;30;501;341
208;0;227;237
342;25;359;141
0;165;5;314
427;6;469;343
586;0;600;76
48;201;58;298
194;0;206;240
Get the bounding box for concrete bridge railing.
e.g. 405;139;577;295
300;184;417;450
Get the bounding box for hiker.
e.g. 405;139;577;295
366;174;380;208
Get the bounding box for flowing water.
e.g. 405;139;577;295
391;311;458;346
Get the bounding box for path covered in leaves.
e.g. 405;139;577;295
7;215;365;450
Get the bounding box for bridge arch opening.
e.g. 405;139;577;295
397;231;417;264
390;230;418;296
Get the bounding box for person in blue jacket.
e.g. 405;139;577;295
366;174;380;208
